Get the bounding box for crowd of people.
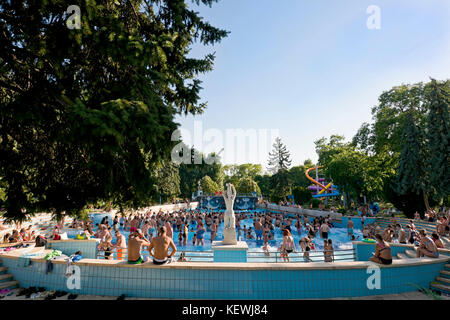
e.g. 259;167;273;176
1;205;448;266
88;208;340;264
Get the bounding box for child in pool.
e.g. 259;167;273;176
303;246;312;262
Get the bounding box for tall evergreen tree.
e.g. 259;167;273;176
267;137;292;201
395;109;429;210
425;79;450;202
267;137;292;174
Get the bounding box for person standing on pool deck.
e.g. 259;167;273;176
347;218;354;237
127;229;150;264
148;226;177;265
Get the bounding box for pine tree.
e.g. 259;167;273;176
267;137;292;174
425;79;450;202
267;137;292;201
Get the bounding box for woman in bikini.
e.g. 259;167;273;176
280;229;295;262
370;234;392;265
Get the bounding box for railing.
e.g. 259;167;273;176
96;248;214;262
247;248;356;263
96;247;355;263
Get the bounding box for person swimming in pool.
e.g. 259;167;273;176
148;226;177;265
347;218;354;237
196;223;205;245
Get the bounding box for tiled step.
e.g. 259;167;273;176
436;276;450;285
397;253;409;260
440;270;450;278
445;264;450;271
430;282;450;294
0;266;8;274
0;274;13;282
405;250;416;258
0;280;19;290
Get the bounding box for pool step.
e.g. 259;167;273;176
430;282;450;295
0;274;13;283
445;264;450;271
440;270;450;278
405;250;416;258
0;280;19;290
397;253;409;260
0;266;8;274
436;276;450;285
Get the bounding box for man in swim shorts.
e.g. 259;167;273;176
127;229;150;264
148;226;177;265
320;221;330;239
254;219;263;240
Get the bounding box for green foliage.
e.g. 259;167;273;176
152;161;181;203
200;175;220;194
289;165;312;188
395;110;426;196
224;164;262;186
425;79;450;202
177;144;225;198
292;186;312;205
236;177;261;195
269;169;292;201
308;198;322;209
0;0;227;221
254;174;271;197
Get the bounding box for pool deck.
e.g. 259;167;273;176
1;286;448;300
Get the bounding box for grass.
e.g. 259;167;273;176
410;283;443;300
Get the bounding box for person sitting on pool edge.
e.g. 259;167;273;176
369;234;392;265
416;229;439;258
148;226;177;265
127;229;150;264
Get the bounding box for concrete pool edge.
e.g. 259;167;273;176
1;245;448;299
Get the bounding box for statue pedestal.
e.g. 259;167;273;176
212;241;248;263
222;227;238;245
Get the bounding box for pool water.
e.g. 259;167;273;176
67;211;361;262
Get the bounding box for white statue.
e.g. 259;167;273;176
222;183;237;245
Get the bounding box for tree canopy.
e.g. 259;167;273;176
0;0;228;221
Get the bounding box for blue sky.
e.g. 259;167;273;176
175;0;450;168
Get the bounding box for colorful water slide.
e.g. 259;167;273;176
305;166;340;198
305;166;330;192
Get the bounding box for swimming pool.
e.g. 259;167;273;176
66;211;361;262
